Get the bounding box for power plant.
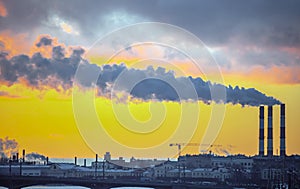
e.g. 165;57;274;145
258;104;286;157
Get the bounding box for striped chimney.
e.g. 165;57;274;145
267;106;273;157
259;106;265;156
280;104;286;157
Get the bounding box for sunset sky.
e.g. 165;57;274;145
0;0;299;159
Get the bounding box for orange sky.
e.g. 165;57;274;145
0;31;299;159
0;65;299;159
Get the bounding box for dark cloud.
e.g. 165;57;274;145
36;36;53;47
0;41;83;90
0;0;51;33
52;46;65;60
1;0;300;48
1;0;299;73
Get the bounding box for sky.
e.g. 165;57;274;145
0;0;299;159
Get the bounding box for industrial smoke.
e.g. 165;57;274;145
0;36;281;106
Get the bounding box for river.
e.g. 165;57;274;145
0;186;153;189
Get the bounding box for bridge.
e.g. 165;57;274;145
0;176;231;189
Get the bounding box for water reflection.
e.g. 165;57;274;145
0;185;154;189
19;186;153;189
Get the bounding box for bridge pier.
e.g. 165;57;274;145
7;184;22;189
154;187;172;189
171;186;190;189
90;186;111;189
6;181;20;189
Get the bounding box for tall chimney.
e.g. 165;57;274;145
22;149;25;162
95;154;98;177
75;156;77;166
84;159;87;167
280;104;286;157
267;106;273;157
259;106;264;156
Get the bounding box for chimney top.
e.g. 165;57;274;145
259;106;264;118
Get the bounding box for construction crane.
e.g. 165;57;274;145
169;143;234;157
169;143;234;183
169;143;199;157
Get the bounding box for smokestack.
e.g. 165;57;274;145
259;106;264;156
95;154;98;177
267;106;273;157
22;149;25;162
75;156;77;166
46;157;49;165
16;153;19;162
84;159;87;167
280;104;286;157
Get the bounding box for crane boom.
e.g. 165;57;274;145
169;143;235;157
169;143;201;157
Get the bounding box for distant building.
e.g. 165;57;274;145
211;155;253;170
0;164;50;176
179;154;212;168
191;167;231;181
92;153;165;169
22;169;41;176
0;153;299;188
261;168;282;180
104;152;111;161
153;160;177;177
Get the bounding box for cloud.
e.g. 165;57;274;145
60;22;79;35
1;0;299;73
49;15;80;36
36;36;52;47
0;35;83;90
0;31;30;56
225;65;300;85
0;0;7;17
0;1;296;46
210;44;300;71
0;90;20;98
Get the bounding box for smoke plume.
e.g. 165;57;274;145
0;137;18;159
77;63;281;106
26;152;47;162
0;36;281;106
